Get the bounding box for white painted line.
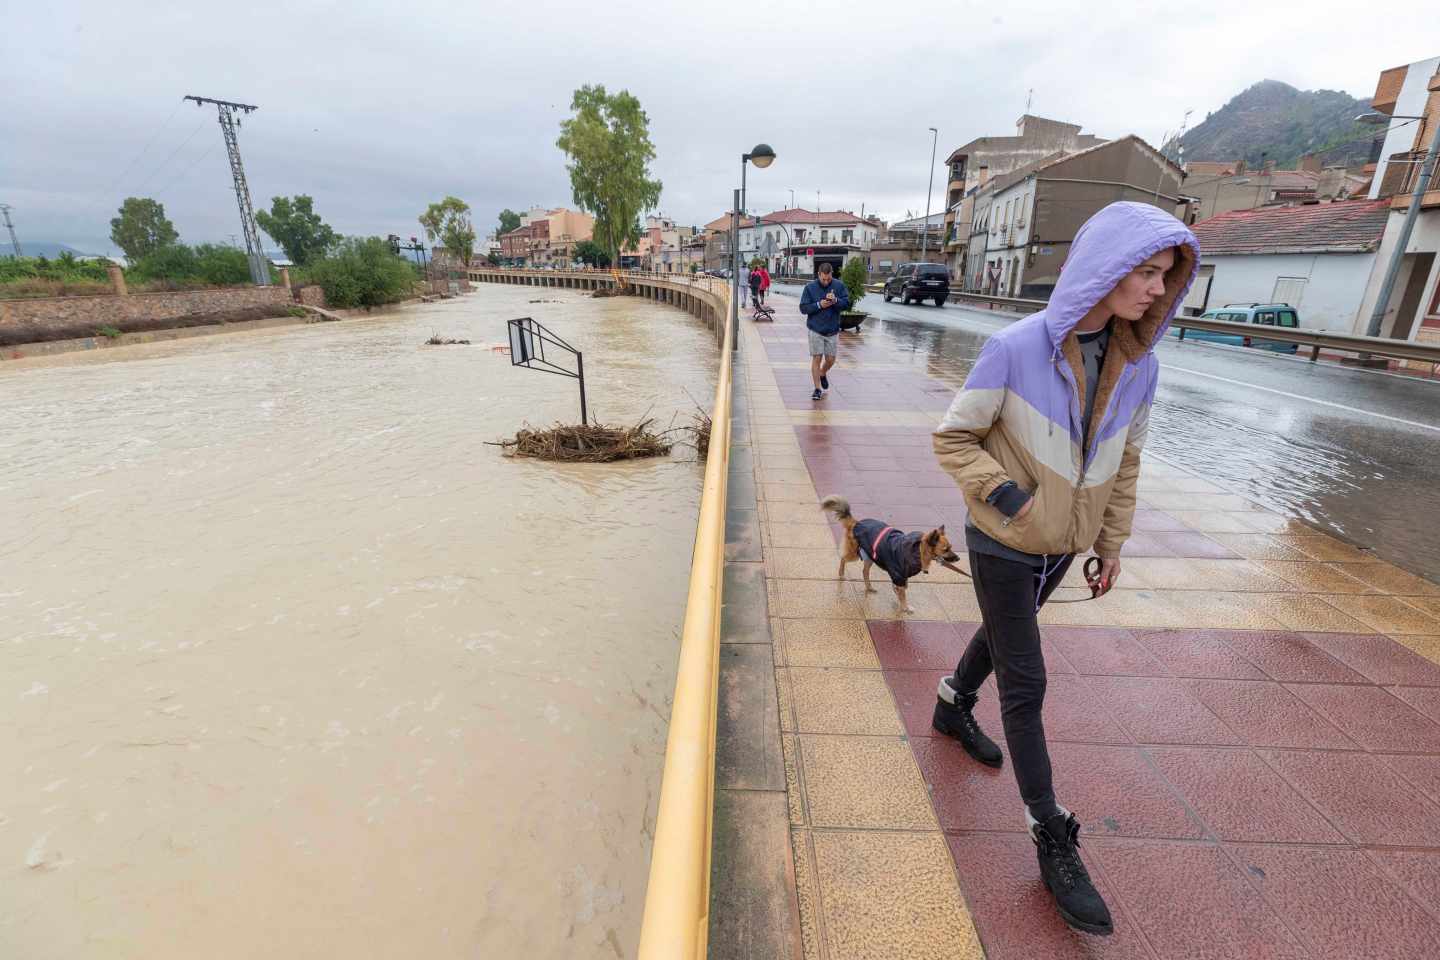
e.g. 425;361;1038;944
1160;363;1440;433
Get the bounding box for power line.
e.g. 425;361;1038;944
131;116;209;196
98;97;184;205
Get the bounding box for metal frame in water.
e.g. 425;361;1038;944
507;316;588;425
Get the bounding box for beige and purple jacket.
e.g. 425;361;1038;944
934;202;1200;559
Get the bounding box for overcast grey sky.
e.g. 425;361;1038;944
1;0;1427;254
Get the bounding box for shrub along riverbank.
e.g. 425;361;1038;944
1;237;424;308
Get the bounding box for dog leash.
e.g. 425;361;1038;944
936;555;1113;604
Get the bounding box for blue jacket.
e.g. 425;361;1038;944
799;278;850;335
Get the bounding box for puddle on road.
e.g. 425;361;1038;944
0;286;716;958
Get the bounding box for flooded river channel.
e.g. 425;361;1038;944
1;286;716;958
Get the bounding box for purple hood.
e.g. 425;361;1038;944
1043;201;1200;352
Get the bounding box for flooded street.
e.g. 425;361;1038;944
771;288;1440;582
0;287;715;958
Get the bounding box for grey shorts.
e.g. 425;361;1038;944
808;330;838;357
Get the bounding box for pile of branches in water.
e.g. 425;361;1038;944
424;332;471;345
492;419;672;462
591;286;626;298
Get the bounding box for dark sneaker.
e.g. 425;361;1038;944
932;677;1002;767
1030;811;1114;936
820;374;830;390
811;388;823;401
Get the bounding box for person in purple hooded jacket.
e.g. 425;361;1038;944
932;202;1200;935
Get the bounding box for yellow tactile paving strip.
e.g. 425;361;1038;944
737;318;1440;959
741;320;986;960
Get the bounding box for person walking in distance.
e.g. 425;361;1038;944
756;262;772;305
748;260;763;307
799;262;850;402
931;202;1199;935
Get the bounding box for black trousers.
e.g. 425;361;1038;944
953;549;1074;812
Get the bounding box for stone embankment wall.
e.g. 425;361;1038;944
1;286;293;333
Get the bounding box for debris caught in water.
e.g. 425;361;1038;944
424;332;471;345
490;419;672;462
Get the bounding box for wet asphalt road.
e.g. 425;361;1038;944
763;285;1440;581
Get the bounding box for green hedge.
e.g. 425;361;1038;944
126;244;255;286
301;237;419;308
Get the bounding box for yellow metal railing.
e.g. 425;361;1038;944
636;288;735;959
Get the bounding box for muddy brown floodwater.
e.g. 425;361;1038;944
0;286;717;958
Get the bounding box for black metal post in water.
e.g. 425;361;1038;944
576;351;587;426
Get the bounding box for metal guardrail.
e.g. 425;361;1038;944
1172;316;1440;365
636;285;733;959
950;290;1048;311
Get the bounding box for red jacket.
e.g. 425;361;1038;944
757;268;771;291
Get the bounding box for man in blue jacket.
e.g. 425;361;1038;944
799;262;850;401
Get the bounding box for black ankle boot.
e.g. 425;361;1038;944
932;677;1003;768
1030;810;1113;936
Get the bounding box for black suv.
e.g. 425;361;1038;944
883;262;950;306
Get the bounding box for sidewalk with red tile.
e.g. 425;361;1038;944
738;304;1440;959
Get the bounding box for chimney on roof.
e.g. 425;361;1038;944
977;164;990;187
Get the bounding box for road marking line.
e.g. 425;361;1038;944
1160;364;1440;433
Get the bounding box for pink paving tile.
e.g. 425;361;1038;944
1131;509;1191;533
1032;674;1134;744
1089;840;1308;960
868;619;963;670
1229;844;1440;959
1180;679;1357;749
1283;683;1440;753
1129;629;1268;680
1381;754;1440;806
1260;749;1440;846
882;668;963;739
1118;531;1178;558
1089;676;1243;746
1390;685;1440;724
1049;743;1206;840
913;735;1024;832
1147;746;1345;844
1215;630;1369;684
945;833;1158;959
1368;849;1440;910
1300;632;1440;687
1148;531;1241;559
1047;626;1170;677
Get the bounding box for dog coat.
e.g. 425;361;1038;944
853;519;924;587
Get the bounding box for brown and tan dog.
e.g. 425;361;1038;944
821;495;959;613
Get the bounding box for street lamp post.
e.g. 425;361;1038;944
735;144;776;336
920;127;939;263
1357;111;1440;337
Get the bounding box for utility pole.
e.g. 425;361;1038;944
0;204;22;257
184;95;269;286
921;126;939;263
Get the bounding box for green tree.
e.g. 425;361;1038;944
497;208;522;237
255;195;337;266
574;238;611;268
555;84;662;266
840;258;868;312
419;196;476;266
305;237;418;309
110;197;178;260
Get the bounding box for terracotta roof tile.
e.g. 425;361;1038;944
1192;199;1391;255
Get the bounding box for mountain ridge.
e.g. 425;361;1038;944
1175;80;1375;169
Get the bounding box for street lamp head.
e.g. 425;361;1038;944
1356;112;1425;125
747;143;776;168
